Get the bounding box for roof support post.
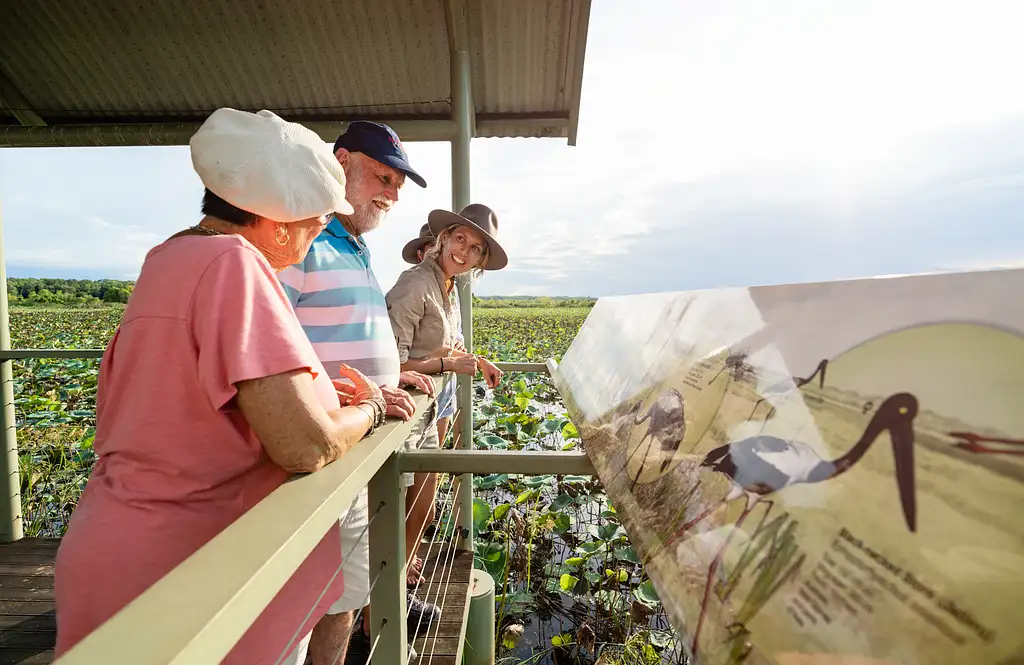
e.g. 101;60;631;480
451;41;475;552
0;202;24;542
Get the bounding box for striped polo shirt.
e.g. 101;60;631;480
278;217;402;388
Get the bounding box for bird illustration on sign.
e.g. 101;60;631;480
665;391;920;656
621;389;686;490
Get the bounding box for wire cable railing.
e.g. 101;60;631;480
272;499;384;665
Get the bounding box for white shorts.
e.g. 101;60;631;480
401;402;440;487
277;632;312;665
275;488;371;663
326;485;371;615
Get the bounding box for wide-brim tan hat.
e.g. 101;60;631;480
427;203;508;271
190;108;354;222
402;223;435;264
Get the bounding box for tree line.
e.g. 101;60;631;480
472;296;596;308
6;278;595;309
7;278;134;306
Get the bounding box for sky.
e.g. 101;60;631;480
2;0;1023;297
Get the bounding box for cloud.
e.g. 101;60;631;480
3;199;165;271
480;116;1024;296
2;0;1024;302
939;257;1024;272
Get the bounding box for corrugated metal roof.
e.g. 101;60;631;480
0;0;591;145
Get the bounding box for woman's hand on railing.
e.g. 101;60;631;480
339;364;382;404
448;355;479;376
331;367;383;407
478;357;503;388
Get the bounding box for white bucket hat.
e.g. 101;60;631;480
190;108;354;222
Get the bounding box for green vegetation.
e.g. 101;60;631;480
9;301;683;664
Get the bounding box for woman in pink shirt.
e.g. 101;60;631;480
53;109;386;665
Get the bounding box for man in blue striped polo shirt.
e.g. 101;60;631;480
279;121;438;665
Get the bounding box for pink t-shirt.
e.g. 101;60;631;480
54;234;345;663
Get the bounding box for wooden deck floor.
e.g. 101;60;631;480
408;541;474;665
0;538;476;665
0;538;58;665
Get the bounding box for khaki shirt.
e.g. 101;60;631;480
385;259;461;363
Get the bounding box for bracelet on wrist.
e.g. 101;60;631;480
356;394;387;432
355;403;375;428
440;357;445;372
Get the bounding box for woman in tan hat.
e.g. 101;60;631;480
385;204;507;585
54;109;384;665
399;223;467;449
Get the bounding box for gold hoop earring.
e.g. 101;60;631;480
275;226;290;246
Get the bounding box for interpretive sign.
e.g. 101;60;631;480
552;268;1023;665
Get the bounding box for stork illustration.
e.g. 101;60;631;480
948;431;1024;455
748;359;829;421
621;389;686;490
663;392;919;657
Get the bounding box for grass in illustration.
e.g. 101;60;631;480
722;516;806;665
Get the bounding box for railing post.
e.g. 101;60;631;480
368;451;409;665
451;45;474;551
0;204;23;543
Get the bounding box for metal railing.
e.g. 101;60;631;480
1;351;593;664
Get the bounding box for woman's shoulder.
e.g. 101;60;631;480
144;234;274;284
387;263;434;298
129;235;276;319
148;233;262;266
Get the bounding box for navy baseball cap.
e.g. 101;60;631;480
333;121;427;188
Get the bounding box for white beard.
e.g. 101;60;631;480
345;200;388;235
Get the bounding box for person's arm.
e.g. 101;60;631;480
400;353;476;375
385;271;426;365
236;365;380;473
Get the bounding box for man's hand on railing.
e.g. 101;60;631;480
399;370;435;398
379;385;417;421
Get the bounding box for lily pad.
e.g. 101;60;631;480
478;434;508;449
551;633;573;647
492;503;511;521
474;473;509;490
513;489;541;505
549;493;574;511
522;474;553;488
635;579;661;609
495;590;535;614
472;498;492;533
